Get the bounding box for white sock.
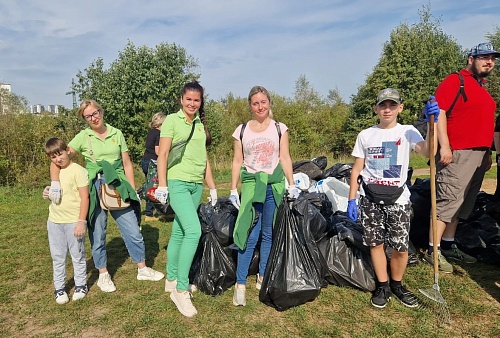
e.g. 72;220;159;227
138;266;148;272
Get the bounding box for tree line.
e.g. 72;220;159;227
1;6;499;187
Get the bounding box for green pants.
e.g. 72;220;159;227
166;180;203;291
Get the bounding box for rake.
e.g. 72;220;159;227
419;115;451;324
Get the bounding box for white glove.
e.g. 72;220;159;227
208;188;218;207
287;184;301;199
155;186;169;205
229;189;240;209
42;186;50;199
48;180;62;204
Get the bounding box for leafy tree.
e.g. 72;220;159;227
72;40;199;160
0;86;28;114
486;27;500;115
338;4;464;155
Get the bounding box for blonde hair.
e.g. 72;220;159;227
248;85;273;119
76;99;103;119
149;112;166;128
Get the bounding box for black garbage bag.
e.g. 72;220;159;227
293;160;324;181
198;197;238;246
311;156;328;170
455;213;500;266
318;234;376;291
292;193;333;287
327;212;369;253
189;232;236;296
409;178;431;248
259;200;322;311
322;163;352;183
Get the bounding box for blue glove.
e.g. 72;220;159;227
424;95;440;123
347;199;358;221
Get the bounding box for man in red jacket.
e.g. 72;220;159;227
424;42;499;273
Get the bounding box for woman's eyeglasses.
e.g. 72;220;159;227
83;109;101;121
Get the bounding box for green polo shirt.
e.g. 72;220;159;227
161;109;207;183
69;124;128;175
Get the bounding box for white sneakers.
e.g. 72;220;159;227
137;267;165;281
72;285;88;301
54;289;69;304
170;290;198;317
97;272;117;292
165;279;197;293
233;284;246;306
97;268;163;293
256;274;263;290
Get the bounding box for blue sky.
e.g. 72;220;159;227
0;0;499;108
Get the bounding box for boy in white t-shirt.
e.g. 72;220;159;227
347;88;439;309
43;137;89;304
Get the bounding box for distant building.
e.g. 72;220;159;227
30;104;59;115
1;83;11;92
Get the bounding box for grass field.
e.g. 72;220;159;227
1;160;499;337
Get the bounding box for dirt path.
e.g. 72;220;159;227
411;167;497;194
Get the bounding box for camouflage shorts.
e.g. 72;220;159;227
359;196;411;252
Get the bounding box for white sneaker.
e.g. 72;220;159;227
165;279;197;293
256;274;263;290
170;290;198;317
72;285;88;301
55;289;69;304
97;272;117;292
233;284;246;306
137;267;165;281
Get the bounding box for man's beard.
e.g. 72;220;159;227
471;62;492;78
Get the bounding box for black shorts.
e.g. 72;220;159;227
359;196;411;252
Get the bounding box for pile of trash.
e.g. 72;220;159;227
185;157;500;311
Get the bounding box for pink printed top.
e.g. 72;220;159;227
232;120;288;175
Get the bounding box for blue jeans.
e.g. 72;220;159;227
236;185;276;285
141;158;155;217
166;180;203;291
90;177;146;269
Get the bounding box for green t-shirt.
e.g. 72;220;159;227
69;124;129;169
161;110;207;183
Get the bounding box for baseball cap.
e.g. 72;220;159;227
376;88;401;105
468;42;500;58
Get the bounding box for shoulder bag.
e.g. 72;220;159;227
167;121;196;169
87;135;130;211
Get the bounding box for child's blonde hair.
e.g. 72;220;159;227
149;112;166;128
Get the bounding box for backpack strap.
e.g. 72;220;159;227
446;72;468;118
239;121;282;159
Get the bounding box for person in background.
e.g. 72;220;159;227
423;42;499;273
494;114;500;198
155;81;217;318
347;88;437;309
43;137;89;304
50;99;164;293
141;112;166;222
229;85;299;307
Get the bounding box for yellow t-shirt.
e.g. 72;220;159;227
48;162;89;223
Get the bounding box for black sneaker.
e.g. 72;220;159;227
390;284;418;308
371;286;391;309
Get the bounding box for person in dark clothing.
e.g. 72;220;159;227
141;112;166;221
494;114;500;197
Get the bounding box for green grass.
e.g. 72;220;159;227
1;177;499;337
